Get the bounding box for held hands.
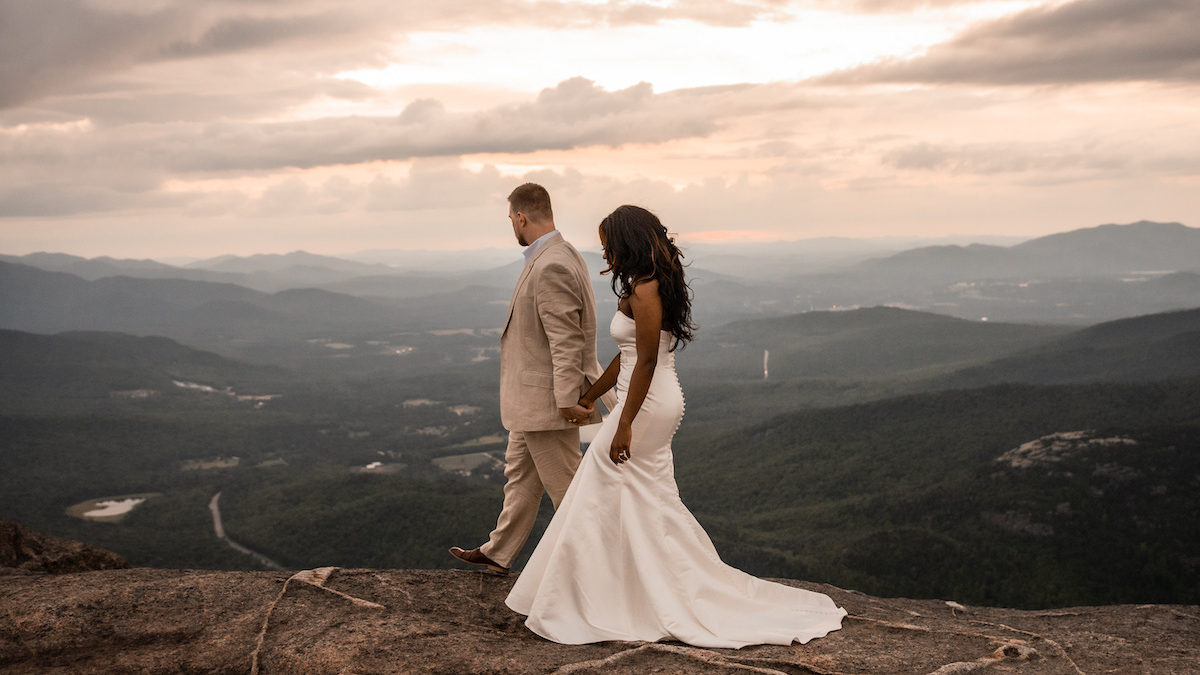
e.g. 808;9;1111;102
559;401;595;425
609;422;632;465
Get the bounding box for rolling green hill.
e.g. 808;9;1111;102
939;307;1200;387
676;306;1200;434
0;329;507;572
146;374;1200;608
4;301;1199;608
0;329;290;413
684;306;1073;382
675;377;1200;608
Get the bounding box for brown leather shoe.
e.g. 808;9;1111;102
449;546;509;575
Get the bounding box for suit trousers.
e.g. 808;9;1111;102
479;427;581;568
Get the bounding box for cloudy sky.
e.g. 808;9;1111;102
2;0;1198;258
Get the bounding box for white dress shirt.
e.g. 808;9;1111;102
522;230;558;265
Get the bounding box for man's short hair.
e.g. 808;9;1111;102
508;183;553;223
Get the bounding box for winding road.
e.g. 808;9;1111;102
208;492;285;570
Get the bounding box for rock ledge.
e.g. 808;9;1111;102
0;520;128;575
1;522;1197;674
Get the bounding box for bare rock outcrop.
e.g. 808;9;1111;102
1;524;1198;673
0;519;129;575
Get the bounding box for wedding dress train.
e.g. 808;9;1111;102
506;312;846;648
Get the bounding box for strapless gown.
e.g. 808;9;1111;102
505;312;846;648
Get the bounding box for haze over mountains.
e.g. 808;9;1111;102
4;221;1198;332
7;220;1199;281
858;221;1200;278
1;218;1198;609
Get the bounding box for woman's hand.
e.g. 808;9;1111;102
559;402;594;425
609;422;632;465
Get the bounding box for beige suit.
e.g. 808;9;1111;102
480;231;615;568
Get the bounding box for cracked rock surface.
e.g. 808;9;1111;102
2;521;1197;674
3;565;1198;674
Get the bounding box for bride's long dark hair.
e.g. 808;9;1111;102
599;205;696;351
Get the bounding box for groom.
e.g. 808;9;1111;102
450;183;613;575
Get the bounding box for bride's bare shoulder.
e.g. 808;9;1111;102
629;277;659;297
628;279;663;322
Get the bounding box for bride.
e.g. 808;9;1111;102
505;205;846;648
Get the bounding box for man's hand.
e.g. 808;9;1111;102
559;402;594;425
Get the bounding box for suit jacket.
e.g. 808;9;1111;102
500;232;615;431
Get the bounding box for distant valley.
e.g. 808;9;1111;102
1;219;1198;608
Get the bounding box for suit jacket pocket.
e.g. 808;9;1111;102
521;370;553;389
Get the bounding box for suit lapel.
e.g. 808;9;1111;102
502;231;564;334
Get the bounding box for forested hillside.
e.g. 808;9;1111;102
3;251;1198;609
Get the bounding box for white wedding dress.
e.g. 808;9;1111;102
506;312;846;648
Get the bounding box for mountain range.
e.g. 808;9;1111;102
3;219;1199;609
0;251;408;294
5;221;1198;317
855;220;1200;280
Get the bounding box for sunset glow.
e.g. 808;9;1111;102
1;0;1197;258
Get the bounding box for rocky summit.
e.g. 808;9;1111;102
1;521;1198;674
0;519;129;575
